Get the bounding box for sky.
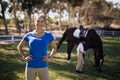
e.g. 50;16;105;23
106;0;120;4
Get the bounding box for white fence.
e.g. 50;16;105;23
0;34;23;42
0;30;120;42
96;30;120;36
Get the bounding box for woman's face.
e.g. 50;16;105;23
34;16;45;29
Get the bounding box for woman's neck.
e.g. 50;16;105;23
34;29;44;34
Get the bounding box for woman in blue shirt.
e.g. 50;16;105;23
17;15;57;80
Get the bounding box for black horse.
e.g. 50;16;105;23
57;27;104;71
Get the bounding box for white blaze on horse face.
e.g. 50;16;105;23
68;59;71;64
100;59;103;63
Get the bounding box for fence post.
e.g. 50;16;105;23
112;31;115;36
11;34;14;42
99;30;102;35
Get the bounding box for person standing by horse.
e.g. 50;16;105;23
17;15;57;80
76;37;87;73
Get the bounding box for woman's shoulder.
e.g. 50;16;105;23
24;31;33;36
45;31;53;35
45;31;56;39
45;31;51;33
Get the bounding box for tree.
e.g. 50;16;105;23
79;0;115;27
20;0;44;31
0;0;9;34
66;0;83;27
9;0;19;32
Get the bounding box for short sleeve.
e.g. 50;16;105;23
77;43;84;52
77;44;80;51
48;33;56;42
22;33;29;41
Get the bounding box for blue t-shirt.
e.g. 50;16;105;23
22;31;55;68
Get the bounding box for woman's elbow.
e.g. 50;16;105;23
17;44;21;51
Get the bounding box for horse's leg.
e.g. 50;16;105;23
94;49;104;71
97;48;104;72
93;49;98;67
94;50;104;72
97;52;103;72
67;42;75;64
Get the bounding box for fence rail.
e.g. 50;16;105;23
0;30;120;42
0;34;23;42
96;30;120;36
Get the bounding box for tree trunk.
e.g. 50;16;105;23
13;0;18;32
1;2;8;35
59;2;62;29
67;2;71;27
43;7;47;30
3;13;9;34
28;13;32;31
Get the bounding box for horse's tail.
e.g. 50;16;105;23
57;29;67;49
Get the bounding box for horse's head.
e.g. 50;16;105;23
98;54;105;72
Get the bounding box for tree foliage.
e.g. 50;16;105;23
0;0;120;34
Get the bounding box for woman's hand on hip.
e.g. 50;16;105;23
42;56;52;62
23;55;33;61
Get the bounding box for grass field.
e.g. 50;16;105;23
0;36;120;80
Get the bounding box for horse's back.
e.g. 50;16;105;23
57;27;78;49
66;27;77;34
65;27;77;38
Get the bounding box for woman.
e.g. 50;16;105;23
17;15;57;80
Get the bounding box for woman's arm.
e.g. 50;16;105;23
49;41;57;58
17;40;33;61
17;40;27;58
42;41;57;61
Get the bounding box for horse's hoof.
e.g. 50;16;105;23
67;59;71;64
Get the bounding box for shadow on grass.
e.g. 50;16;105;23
0;43;25;80
0;37;120;80
49;37;120;80
0;59;25;80
48;53;120;80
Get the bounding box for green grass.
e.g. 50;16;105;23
0;36;120;80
